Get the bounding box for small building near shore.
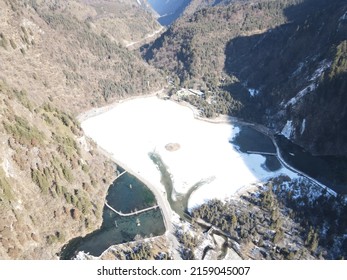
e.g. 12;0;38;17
176;88;205;98
176;88;192;97
188;89;205;97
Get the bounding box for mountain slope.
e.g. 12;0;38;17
1;0;164;113
143;0;297;116
224;0;347;155
0;0;164;259
183;0;241;15
0;80;116;259
144;0;347;156
80;0;162;46
144;0;307;90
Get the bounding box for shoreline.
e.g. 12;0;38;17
92;145;173;233
77;89;165;123
78;94;281;202
173;99;337;196
78;93;294;213
79;93;336;200
91;145;182;259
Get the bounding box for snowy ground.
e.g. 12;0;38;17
81;96;298;211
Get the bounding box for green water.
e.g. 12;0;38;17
106;172;156;213
59;172;165;259
275;135;347;194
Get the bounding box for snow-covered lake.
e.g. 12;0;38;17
81;96;297;210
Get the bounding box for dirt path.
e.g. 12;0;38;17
125;27;164;48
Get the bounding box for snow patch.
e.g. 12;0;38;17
339;11;347;21
300;119;306;135
137;0;142;5
248;88;259;97
309;60;331;81
2;158;13;178
285;83;316;108
281;120;293;139
74;251;94;260
194;234;215;260
275;177;332;201
78;135;90;152
285;60;331;108
291;62;304;77
22;18;44;35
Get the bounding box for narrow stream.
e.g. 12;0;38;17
149;152;215;221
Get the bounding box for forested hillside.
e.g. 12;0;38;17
225;0;347;155
1;0;346;260
79;0;161;46
1;0;164;113
0;0;163;259
0;80;116;259
144;0;302;116
191;177;347;260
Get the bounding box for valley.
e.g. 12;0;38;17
0;0;346;260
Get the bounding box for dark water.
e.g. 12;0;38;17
232;125;276;154
231;125;282;171
275;135;347;194
231;124;347;194
60;172;165;259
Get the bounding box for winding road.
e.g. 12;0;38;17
125;27;164;48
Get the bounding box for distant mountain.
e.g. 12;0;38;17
147;0;191;25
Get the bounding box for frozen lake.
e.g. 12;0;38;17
81;96;297;210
